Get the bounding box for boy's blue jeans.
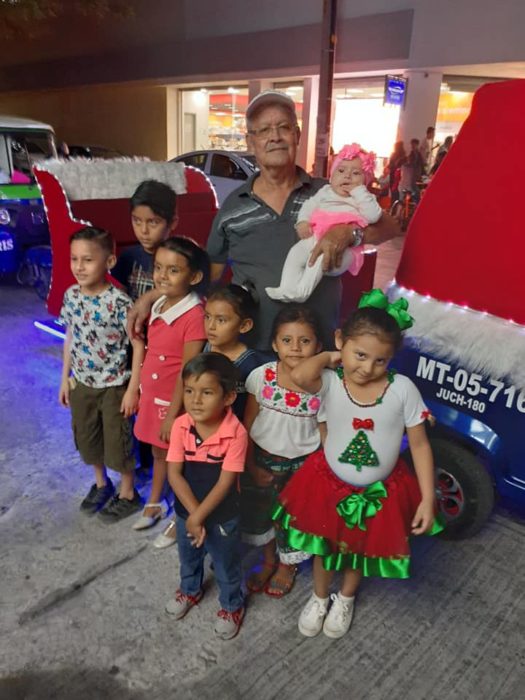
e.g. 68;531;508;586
176;515;243;612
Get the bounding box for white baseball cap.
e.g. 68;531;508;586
245;90;297;121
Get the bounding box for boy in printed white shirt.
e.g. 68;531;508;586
59;226;144;521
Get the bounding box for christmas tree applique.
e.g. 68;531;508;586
338;420;379;471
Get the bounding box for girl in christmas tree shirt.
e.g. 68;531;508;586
273;290;443;639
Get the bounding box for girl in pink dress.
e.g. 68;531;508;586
133;237;208;534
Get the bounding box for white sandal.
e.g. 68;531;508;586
132;502;167;531
153;518;177;549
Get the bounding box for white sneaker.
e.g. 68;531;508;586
322;593;355;639
298;594;329;637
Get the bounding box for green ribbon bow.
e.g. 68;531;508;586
358;289;414;330
336;480;388;531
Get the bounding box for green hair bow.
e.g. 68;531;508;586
358;289;414;330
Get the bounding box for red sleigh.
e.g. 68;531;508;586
33;162;218;317
33;158;375;325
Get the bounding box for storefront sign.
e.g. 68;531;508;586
384;75;407;107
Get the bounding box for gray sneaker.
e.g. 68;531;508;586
214;606;245;640
298;594;329;637
165;589;203;620
322;593;355;639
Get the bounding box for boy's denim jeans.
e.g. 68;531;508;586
176;515;243;612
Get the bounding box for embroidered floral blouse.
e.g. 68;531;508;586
245;361;322;459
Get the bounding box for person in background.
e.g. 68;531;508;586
58;226;143;521
399;139;424;203
388;141;406;204
419;126;436;174
430;136;454;175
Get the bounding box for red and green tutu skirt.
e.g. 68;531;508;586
272;450;444;579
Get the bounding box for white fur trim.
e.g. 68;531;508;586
388;283;525;390
36;158;187;200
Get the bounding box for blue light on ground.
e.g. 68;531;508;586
33;318;66;340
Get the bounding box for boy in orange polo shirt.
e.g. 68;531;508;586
165;352;247;640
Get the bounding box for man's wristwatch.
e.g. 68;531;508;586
351;227;364;247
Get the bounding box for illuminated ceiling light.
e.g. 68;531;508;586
440;83;450;92
227;87;237;94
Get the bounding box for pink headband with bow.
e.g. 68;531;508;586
331;143;377;179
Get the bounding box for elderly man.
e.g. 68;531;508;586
206;90;399;349
129;91;398;349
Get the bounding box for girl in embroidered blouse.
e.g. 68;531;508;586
132;237;209;538
242;305;324;598
273;290;442;639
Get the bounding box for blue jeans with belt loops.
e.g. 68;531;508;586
175;514;243;612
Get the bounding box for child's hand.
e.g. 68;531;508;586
296;221;313;239
327;351;342;369
411;499;435;535
58;379;70;407
120;388;139;418
249;463;274;488
159;415;175;444
186;514;206;548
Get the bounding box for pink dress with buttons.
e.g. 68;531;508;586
134;304;206;448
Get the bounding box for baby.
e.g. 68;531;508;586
266;143;382;303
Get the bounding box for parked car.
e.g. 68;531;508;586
68;144;126;160
0;115;55;279
171;150;257;205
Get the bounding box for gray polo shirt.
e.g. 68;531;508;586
207;167;341;350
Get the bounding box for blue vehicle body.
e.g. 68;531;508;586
394;342;525;515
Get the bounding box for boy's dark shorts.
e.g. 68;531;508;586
69;381;135;473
